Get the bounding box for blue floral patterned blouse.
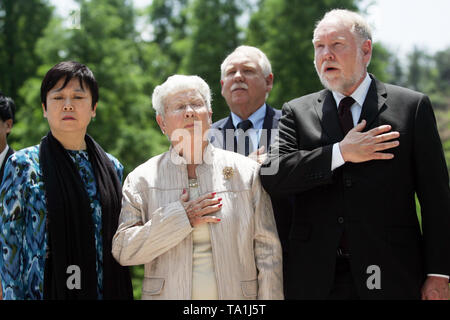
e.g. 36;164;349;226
0;145;123;300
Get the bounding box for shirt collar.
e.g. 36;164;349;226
332;73;372;108
230;103;267;130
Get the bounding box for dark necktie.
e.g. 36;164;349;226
236;120;253;156
337;96;355;136
336;97;355;256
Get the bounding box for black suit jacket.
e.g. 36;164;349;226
211;105;294;293
0;146;14;183
261;75;450;299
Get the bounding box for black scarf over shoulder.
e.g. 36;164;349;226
39;132;133;300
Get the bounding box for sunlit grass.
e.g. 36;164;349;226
131;265;144;300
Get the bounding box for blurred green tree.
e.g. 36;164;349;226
434;48;450;94
386;55;406;86
368;42;391;82
0;0;52;105
148;0;189;74
181;0;245;121
428;48;450;169
430;47;450;110
406;46;433;93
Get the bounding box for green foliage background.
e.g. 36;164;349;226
1;0;449;299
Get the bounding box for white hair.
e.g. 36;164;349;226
152;74;212;117
220;45;272;80
314;9;372;43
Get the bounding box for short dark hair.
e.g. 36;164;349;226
40;61;99;110
0;92;16;123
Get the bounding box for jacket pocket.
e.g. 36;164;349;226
142;277;165;295
241;279;258;298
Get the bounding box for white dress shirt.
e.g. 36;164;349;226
230;103;266;153
331;73;371;171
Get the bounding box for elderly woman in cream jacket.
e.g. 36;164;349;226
112;75;283;300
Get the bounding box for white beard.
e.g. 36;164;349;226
315;49;366;95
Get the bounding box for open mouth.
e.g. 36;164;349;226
324;67;339;72
63;116;76;120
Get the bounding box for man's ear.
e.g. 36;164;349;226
266;73;274;92
220;79;225;96
42;103;47;118
362;39;372;64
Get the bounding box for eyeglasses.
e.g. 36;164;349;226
167;103;207;114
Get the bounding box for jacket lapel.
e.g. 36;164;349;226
215;116;235;151
260;105;277;150
314;90;345;142
314;74;388;142
358;74;387;129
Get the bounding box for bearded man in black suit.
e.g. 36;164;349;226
261;9;450;300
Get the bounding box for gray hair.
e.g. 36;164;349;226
152;74;212;117
220;45;272;79
314;9;372;43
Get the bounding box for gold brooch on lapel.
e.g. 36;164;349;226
222;166;234;180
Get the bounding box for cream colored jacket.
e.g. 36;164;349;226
112;144;283;300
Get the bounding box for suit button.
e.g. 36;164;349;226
338;217;344;224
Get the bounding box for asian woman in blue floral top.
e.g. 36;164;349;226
0;61;133;300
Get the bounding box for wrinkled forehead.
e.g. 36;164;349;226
313;17;353;42
224;51;260;69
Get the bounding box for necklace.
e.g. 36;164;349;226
188;179;198;188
